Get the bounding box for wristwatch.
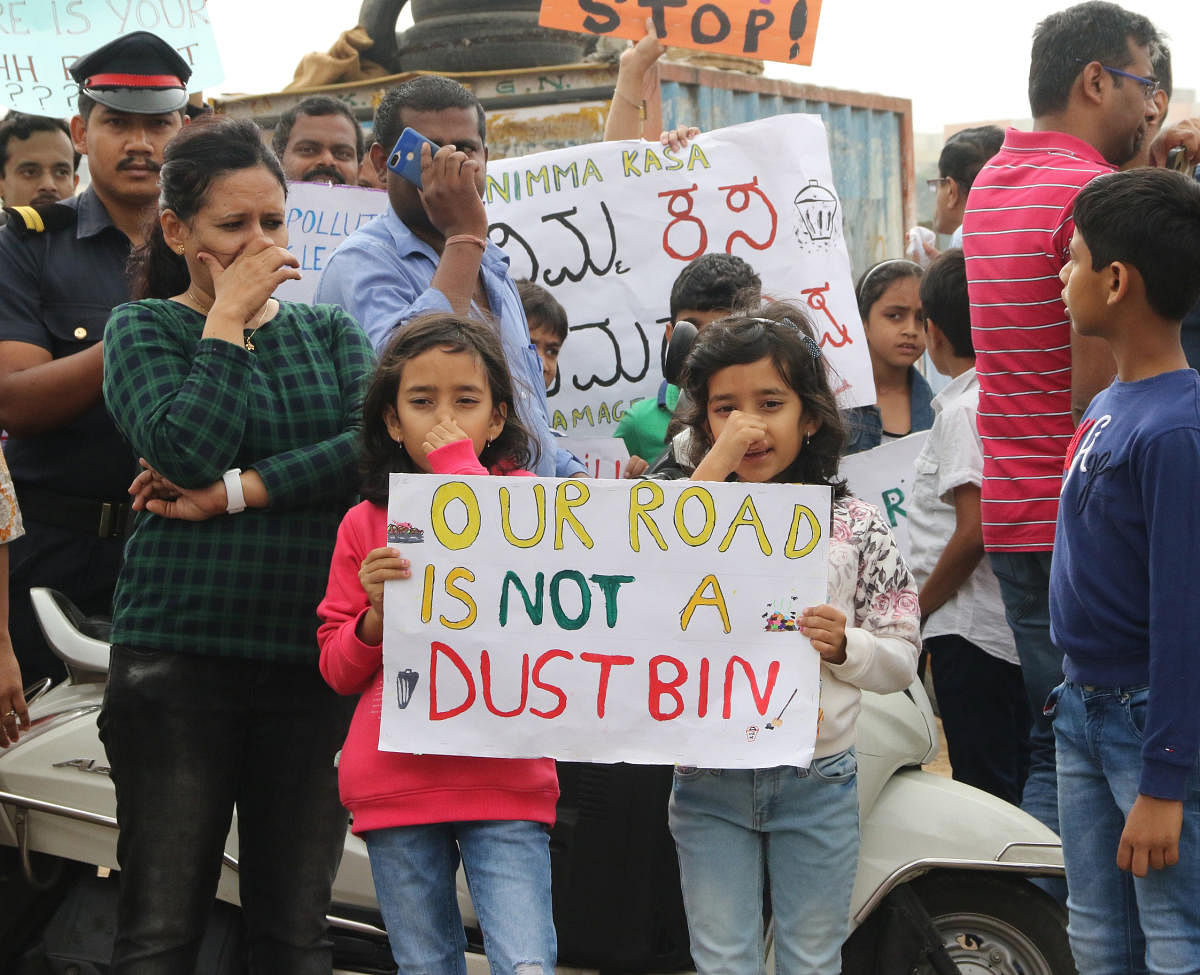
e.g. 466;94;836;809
223;468;246;515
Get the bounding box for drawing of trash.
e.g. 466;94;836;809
766;689;798;731
762;594;800;632
746;725;760;742
387;520;425;544
396;668;419;709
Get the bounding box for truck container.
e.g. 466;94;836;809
212;59;912;274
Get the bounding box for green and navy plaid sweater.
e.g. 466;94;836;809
102;299;374;663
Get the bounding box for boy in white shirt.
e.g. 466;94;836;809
907;249;1028;803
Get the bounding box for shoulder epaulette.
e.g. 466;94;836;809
1;202;77;235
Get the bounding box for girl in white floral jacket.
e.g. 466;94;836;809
669;305;920;975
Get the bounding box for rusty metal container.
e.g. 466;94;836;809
212;59;912;272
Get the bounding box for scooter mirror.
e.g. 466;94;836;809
663;319;699;386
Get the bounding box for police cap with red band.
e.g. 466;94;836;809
69;31;192;115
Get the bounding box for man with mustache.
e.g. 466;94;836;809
0;31;187;685
273;95;363;187
0;114;79;220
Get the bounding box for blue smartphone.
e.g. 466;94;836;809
387;127;440;188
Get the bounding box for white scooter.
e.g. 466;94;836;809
2;588;1071;974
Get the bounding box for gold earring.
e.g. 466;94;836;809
176;245;185;255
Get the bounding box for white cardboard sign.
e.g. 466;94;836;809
380;474;830;768
0;1;225;117
838;431;930;561
299;116;871;438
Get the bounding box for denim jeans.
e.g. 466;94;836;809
1052;680;1200;974
667;752;859;975
364;819;556;975
988;552;1064;827
925;633;1030;805
99;645;353;975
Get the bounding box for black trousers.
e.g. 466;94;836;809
925;632;1031;805
99;645;354;975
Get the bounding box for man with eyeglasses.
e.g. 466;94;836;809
927;126;1004;248
960;0;1162;906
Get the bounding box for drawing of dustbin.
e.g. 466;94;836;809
396;668;419;709
794;179;839;242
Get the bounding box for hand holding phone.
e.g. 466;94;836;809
387;125;488;239
387;128;440;188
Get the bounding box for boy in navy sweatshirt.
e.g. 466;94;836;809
1050;167;1200;971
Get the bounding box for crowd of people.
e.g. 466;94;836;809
1;2;1199;973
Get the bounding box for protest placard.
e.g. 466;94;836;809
557;435;631;479
485;114;871;435
380;474;830;768
274;182;386;301
295;115;870;435
838;430;929;560
0;0;224;117
539;0;823;66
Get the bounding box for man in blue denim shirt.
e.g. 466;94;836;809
315;76;583;478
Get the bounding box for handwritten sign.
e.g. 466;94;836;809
275;181;386;301
301;115;870;435
486;114;872;436
380;474;829;767
0;1;225;117
539;0;822;65
558;435;631;479
838;431;929;560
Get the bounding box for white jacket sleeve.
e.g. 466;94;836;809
824;497;921;694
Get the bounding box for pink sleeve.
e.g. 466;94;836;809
317;504;384;696
427;438;488;475
427;438;537;477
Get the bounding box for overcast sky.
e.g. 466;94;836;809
204;1;1198;133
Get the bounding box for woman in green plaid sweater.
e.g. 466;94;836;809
99;116;374;974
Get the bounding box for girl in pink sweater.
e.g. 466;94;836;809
317;315;559;975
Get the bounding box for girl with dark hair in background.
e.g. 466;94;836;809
844;259;933;454
100;114;375;973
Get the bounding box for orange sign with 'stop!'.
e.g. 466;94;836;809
539;0;823;66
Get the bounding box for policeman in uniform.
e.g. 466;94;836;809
0;32;189;684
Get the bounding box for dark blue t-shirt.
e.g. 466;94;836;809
1050;368;1200;799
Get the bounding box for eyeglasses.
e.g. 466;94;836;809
1074;59;1160;101
926;177;949;193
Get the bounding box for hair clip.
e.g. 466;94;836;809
746;315;821;358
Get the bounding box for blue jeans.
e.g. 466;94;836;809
365;819;556;975
99;645;353;974
1052;680;1200;974
988;554;1062;821
667;752;859;975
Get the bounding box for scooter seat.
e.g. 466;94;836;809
29;588;112;675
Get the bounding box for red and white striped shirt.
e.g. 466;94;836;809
962;129;1112;552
